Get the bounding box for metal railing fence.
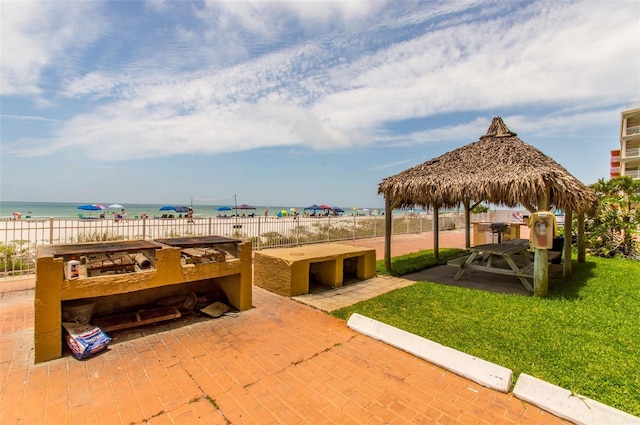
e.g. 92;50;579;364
1;213;466;278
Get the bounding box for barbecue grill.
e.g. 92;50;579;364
490;222;509;243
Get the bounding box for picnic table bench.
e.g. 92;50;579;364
447;240;534;292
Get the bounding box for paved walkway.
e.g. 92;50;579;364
1;231;571;425
293;275;416;312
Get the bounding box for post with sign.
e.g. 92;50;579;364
530;188;555;297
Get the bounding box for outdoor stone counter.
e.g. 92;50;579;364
254;243;376;297
34;239;252;363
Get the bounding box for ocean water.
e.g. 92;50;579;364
0;201;391;220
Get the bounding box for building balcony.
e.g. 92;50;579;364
624;169;639;179
622;147;640;159
625;125;640;137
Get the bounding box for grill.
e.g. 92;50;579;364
490;222;509;243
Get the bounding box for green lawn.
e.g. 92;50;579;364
332;252;640;417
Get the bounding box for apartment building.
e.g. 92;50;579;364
614;104;640;180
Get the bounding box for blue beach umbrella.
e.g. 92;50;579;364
159;205;189;213
77;204;103;211
216;206;232;211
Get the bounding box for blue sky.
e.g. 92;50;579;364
1;0;639;209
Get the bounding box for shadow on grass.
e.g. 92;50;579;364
547;259;596;300
376;248;467;277
380;249;597;299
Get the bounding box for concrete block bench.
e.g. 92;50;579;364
254;244;376;296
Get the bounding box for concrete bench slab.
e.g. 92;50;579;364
254;244;376;296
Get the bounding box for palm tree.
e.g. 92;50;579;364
589;176;640;257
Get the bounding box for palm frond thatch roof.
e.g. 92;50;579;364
378;117;598;214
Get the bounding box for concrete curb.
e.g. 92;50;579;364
346;313;513;393
513;374;640;425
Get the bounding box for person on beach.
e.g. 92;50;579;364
121;209;127;220
187;207;194;223
264;207;269;218
113;212;122;222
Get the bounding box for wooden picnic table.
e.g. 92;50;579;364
448;240;534;292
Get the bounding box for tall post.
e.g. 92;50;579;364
464;201;471;250
534;187;550;297
233;194;238;229
433;204;439;261
577;213;586;263
563;207;573;279
384;196;392;271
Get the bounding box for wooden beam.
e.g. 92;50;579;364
563;207;573;279
533;186;550;297
464;201;471;250
433;204;440;261
533;249;549;297
577;213;586;263
384;196;392;271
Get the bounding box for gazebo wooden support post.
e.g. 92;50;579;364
384;196;392;271
465;200;481;250
563;207;573;279
464;201;471;250
433;204;440;261
577;213;586;263
533;188;550;297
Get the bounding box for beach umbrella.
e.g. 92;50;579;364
304;204;321;212
319;204;331;210
108;204;123;209
331;207;344;213
216;206;232;211
159;205;189;213
289;208;297;213
77;204;103;211
236;204;256;210
277;210;288;217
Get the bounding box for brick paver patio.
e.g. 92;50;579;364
1;229;571;424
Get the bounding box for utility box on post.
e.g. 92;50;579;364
529;212;557;249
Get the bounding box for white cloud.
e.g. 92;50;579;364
312;1;639;133
0;113;63;123
3;0;639;164
0;1;103;96
367;159;416;172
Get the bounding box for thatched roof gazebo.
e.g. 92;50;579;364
378;117;599;296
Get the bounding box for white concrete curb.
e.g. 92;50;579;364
346;313;513;392
513;374;640;425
